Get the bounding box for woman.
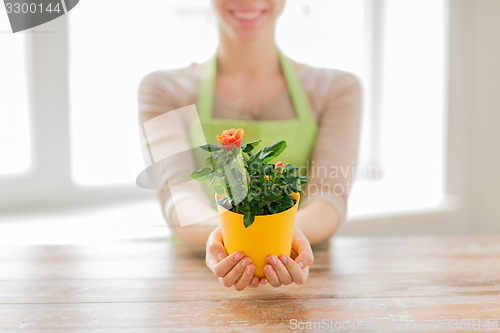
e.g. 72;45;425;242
138;0;361;290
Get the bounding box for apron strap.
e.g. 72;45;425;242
278;51;312;120
197;51;314;121
197;55;217;122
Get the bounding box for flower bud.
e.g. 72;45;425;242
275;161;284;175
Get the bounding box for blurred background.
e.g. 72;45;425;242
1;0;499;245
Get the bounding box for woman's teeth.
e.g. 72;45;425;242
232;11;262;20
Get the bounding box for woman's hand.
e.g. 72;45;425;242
205;225;260;291
260;227;314;287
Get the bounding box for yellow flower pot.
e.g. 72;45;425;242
217;193;300;277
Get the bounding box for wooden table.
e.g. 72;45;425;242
1;234;499;332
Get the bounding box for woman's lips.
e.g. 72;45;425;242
229;9;267;22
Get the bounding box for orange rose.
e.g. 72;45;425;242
216;128;245;150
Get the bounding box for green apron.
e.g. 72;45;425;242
191;52;318;169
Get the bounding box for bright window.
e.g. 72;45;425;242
349;0;448;217
0;10;31;176
69;0;217;186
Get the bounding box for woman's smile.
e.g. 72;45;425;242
213;0;285;39
228;8;268;25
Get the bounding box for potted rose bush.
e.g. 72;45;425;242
191;128;309;276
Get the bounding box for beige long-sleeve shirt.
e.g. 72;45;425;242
138;61;361;225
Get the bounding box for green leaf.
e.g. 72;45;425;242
267;203;279;214
284;163;299;175
216;196;231;208
288;181;301;193
213;186;226;195
223;155;248;205
243;211;255;228
191;167;212;181
199;144;222;152
263;193;283;202
259;141;287;163
241;140;262;153
299;176;311;184
209;175;226;194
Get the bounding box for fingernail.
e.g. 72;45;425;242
268;255;278;266
279;255;288;264
234;252;244;261
218;253;225;261
265;266;273;275
241;257;252;267
246;265;254;276
298;261;304;268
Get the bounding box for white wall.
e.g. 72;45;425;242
448;0;500;233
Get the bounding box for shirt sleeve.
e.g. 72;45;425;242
303;71;362;224
137;70;212;225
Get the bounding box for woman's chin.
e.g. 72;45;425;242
231;29;269;41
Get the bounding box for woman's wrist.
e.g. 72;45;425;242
296;200;340;244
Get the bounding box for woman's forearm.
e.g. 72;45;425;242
164;198;219;248
296;200;340;244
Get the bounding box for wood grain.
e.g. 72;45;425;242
0;234;499;332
